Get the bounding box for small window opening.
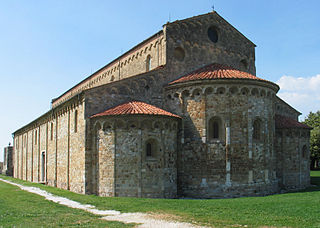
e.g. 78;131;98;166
213;122;219;138
50;123;54;140
74;110;78;133
146;55;151;71
35;130;37;145
41;152;45;182
146;143;152;157
208;26;219;43
145;138;158;158
208;117;222;140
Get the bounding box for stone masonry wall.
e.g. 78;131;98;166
165;80;278;198
275;96;300;120
13;96;86;194
275;129;310;189
164;12;256;85
90;116;179;198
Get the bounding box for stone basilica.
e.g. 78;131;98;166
13;11;311;198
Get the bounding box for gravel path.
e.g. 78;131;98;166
0;178;205;228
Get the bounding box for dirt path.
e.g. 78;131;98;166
0;178;205;228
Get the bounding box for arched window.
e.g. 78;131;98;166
208;117;222;140
253;119;262;140
146;55;151;72
145;138;157;158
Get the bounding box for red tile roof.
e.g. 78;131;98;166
275;115;312;129
91;101;181;118
169;63;271;85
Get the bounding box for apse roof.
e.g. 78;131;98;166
91;101;181;118
275;115;312;129
169;63;273;85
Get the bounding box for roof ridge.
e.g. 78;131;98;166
91;101;181;119
168;63;266;85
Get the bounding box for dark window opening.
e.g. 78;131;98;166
146;55;151;71
74;110;78;133
208;26;219;43
208;117;222;141
41;152;45;182
146;143;152;157
213;122;219;138
145;138;158;158
50;123;54;140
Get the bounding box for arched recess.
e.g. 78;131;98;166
205;87;213;95
103;121;113;131
128;120;139;129
191;88;202;97
253;118;262;141
110;87;118;95
145;138;159;159
94;122;102;131
153;121;163;130
146;55;151;72
208;116;224;141
241;87;249;95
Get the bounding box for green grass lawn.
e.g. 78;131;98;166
1;172;320;228
0;179;133;227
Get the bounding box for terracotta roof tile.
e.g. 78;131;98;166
275;115;312;129
91;101;181;118
169;63;270;85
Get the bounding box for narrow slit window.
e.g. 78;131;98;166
208;117;222;140
74;110;78;133
145;138;158;158
35;130;37;145
146;143;152;157
146;55;151;72
213;121;219;138
50;123;54;140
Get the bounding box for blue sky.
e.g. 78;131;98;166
0;0;319;161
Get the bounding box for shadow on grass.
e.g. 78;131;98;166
299;176;320;193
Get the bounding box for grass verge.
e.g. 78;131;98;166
1;172;320;228
0;179;133;227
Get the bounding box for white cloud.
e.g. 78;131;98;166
276;74;320;120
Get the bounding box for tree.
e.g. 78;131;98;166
303;111;320;169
